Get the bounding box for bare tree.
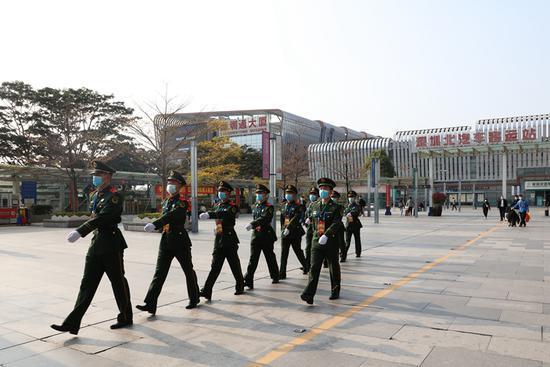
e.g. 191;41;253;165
319;145;354;193
281;124;311;189
126;86;210;199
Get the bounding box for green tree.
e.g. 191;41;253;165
239;145;262;179
0;81;50;164
364;149;396;178
197;136;242;184
34;87;134;211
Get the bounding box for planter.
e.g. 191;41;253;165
43;215;90;228
431;205;443;217
123;216;159;232
30;214;52;223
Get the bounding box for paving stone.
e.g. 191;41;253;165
421;346;542;367
391;325;491;351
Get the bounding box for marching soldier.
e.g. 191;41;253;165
51;161;132;334
329;190;345;265
243;184;279;289
341;190;363;261
198;181;245;300
301;177;343;304
137;170;200;314
304;187;319;272
279;184;308;279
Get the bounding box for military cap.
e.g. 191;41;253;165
309;186;319;195
284;184;298;194
317;177;336;189
255;183;270;194
167;170;186;185
91;160;116;175
217;180;233;192
331;190;341;198
347;190;358;198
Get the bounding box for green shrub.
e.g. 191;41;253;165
30;205;53;215
52;211;91;217
432;192;447;205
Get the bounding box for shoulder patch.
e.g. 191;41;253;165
109;187;118;193
111;195;119;204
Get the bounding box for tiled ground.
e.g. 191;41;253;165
0;207;549;366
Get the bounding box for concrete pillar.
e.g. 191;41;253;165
502;151;507;198
12;178;21;206
428;156;434;207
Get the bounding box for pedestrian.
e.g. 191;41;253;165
512;194;529;227
51;160;132;335
304;186;319;273
138;170;200;315
279;185;308;279
508;195;519;227
496;195;508;221
198;181;245;300
451;198;457;211
243;184;279;289
358;197;366;216
482;198;490;219
341;190;362;261
301;177;343;304
405;196;413;216
398;198;404;216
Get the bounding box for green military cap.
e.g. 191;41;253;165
317;177;336;189
284;184;298;194
309;186;319;195
167;170;186;185
347;190;358;198
255;183;270;194
217;180;233;192
91;160;116;175
331;190;341;198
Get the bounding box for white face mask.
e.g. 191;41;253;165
348;198;355;204
166;184;177;195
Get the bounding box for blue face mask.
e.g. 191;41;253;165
256;193;264;202
319;189;330;199
285;193;294;202
92;175;103;187
309;194;317;202
218;191;227;200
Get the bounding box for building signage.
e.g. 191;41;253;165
262;131;270;179
219;115;268;137
415;128;538;149
525;181;550;190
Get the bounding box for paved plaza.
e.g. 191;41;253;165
0;208;549;366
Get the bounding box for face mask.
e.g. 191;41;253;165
92;175;103;187
167;184;177;195
309;194;317;202
256;193;264;202
218;191;227;200
348;198;355;204
319;189;330;199
285;193;294;202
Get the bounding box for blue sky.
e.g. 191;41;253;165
0;0;548;137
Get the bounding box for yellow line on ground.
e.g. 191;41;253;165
249;224;501;366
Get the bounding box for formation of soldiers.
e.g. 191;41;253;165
51;160;364;334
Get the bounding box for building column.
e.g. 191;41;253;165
428;156;434;207
12;177;21;206
502;151;507;198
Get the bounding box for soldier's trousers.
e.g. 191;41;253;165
305;231;313;271
144;245;200;306
343;227;362;259
279;236;307;277
244;239;279;284
64;251;132;331
202;245;244;296
302;243;341;298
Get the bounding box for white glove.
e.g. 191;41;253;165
283;228;290;236
319;235;328;245
346;213;352;218
67;231;81;243
144;223;156;232
305;218;311;225
199;213;209;220
245;223;253;231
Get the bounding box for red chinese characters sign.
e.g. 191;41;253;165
221;115;269;137
415;128;539;149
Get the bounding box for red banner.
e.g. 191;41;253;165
262;131;270;179
0;208;17;219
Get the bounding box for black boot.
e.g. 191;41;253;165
110;320;133;329
136;303;157;315
300;294;314;305
199;289;212;301
50;324;78;335
186;299;200;309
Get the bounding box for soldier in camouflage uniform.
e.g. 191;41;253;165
243;184;279;289
137;170;200;315
198;181;245;300
51;161;132;335
341;190;363;261
301;177;343;304
279;184;308;279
